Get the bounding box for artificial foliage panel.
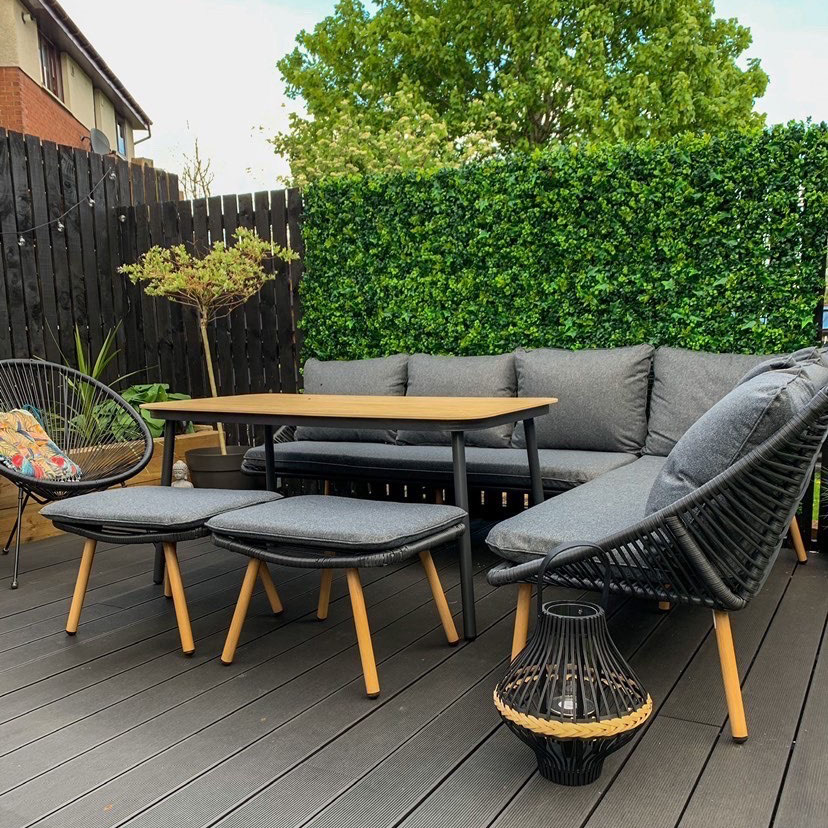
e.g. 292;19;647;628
300;123;828;360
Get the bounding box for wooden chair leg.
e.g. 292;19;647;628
346;568;379;697
317;570;333;620
512;583;532;660
419;550;459;645
66;539;96;635
163;568;172;598
163;542;195;655
658;601;672;611
221;558;260;664
323;479;331;496
258;563;283;615
713;610;748;742
435;488;444;505
789;517;808;564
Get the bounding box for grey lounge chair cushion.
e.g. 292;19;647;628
396;353;517;448
511;345;653;453
736;346;828;385
486;456;667;563
243;441;637;493
646;363;828;514
643;347;776;457
295;354;408;444
207;495;467;551
41;487;282;532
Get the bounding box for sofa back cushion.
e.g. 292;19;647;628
295;354;408;443
511;345;653;453
396;353;517;447
644;348;774;456
646;363;828;515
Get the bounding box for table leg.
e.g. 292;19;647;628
263;425;277;492
153;420;177;585
523;417;544;506
451;430;476;640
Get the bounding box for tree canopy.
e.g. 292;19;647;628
274;0;769;185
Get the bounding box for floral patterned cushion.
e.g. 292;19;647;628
0;409;82;482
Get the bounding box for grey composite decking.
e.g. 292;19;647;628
0;525;826;828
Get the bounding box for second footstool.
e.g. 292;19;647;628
207;495;467;697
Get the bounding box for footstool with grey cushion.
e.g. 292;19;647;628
207;495;467;697
41;486;282;655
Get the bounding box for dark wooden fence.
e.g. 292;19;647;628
0;129;304;446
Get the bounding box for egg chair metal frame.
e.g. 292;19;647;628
0;359;153;588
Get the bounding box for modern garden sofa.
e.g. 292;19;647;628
243;345;790;498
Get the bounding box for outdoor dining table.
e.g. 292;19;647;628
142;393;557;639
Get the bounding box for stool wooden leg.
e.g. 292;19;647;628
512;583;532;660
789;517;809;564
258;563;283;615
221;559;260;664
66;539;96;635
163;568;172;598
346;568;379;698
419;550;459;645
163;542;195;655
713;610;748;742
317;570;333;620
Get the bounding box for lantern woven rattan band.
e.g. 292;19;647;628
494;690;653;738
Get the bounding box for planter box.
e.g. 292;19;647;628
0;428;221;544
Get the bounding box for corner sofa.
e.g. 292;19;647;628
242;345;784;499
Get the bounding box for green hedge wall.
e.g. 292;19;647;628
300;123;828;360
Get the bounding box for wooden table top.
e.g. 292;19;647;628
142;393;557;431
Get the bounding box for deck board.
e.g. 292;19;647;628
0;530;824;828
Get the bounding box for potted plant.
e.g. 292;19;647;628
120;227;296;488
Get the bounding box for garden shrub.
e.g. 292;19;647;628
300;123;828;360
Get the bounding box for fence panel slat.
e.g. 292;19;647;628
176;199;206;397
286;187;304;387
59;144;88;357
272;189;297;393
24;134;61;363
254;190;278;392
103;155;128;377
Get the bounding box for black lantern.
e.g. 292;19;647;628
494;561;652;786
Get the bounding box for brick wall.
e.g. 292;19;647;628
0;66;89;149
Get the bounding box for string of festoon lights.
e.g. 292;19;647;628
1;167;117;247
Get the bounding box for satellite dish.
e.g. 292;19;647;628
89;128;111;155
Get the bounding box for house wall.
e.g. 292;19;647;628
0;0;140;157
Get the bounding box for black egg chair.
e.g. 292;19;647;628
0;359;153;588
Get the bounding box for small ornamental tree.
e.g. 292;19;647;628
120;227;297;454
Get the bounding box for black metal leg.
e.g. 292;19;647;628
451;430;476;640
153;420;178;585
2;499;21;555
10;489;24;589
523;417;545;506
263;425;277;492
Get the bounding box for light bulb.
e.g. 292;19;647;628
17;236;25;247
550;694;596;720
88;197;95;207
56;221;64;232
109;170;116;180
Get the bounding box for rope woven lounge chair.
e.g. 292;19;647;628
0;359;154;588
487;382;828;743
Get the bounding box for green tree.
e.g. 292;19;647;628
275;0;768;183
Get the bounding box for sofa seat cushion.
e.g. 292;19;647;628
511;345;653;453
243;441;637;493
646;363;828;514
396;353;517;448
644;347;776;457
295;354;408;444
41;487;282;533
207;496;467;551
486;456;667;563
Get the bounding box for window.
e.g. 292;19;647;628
39;34;63;100
116;117;127;156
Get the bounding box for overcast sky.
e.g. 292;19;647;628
60;0;828;195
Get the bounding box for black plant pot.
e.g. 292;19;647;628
185;446;257;490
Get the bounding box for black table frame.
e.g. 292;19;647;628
150;405;548;640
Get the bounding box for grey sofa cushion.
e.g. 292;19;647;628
643;347;776;457
207;496;466;551
243;441;637;493
736;346;828;385
646;363;828;515
511;345;653;453
396;353;517;448
295;354;408;444
41;487;281;532
486;456;667;563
